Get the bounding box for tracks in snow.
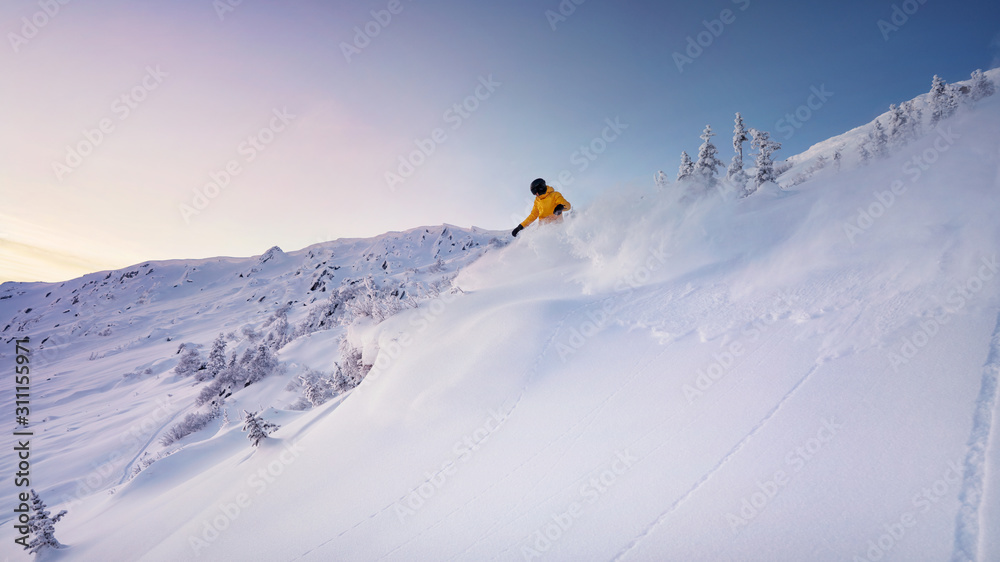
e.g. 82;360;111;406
951;310;1000;562
612;362;822;562
118;407;185;486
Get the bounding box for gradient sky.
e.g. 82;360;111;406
2;0;998;282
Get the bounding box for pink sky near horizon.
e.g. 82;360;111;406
0;2;508;283
3;0;998;283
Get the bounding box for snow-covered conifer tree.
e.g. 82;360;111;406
901;100;923;141
300;371;334;407
335;338;373;391
727;113;751;189
265;306;291;351
25;489;66;555
199;334;228;382
732;113;749;164
175;345;203;378
749;129;781;193
870;120;889;159
677;151;694;182
209;349;244;389
245;344;278;386
929;75;957;127
218;348;253;387
242;410;279;447
885;104;908;150
694;125;724;187
970;69;996;101
833;147;843;171
857;138;872;166
654;170;669;190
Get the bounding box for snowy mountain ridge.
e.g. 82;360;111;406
1;223;505;342
781;67;999;185
0;223;505;526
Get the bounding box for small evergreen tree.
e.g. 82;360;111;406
929;75;957;127
694;124;724;187
337;339;371;390
885;104;908;150
264;306;291;351
749;129;781;193
25;489;66;555
870;120;889;159
242;410;279;447
245;344;278;386
237;348;255;378
210;350;245;389
727;113;751;190
970;69;996;101
677;151;694;182
654;170;669;190
857;138;872;166
732;113;749;164
175;344;204;378
928;75;945;126
200;334;228;382
331;364;352;394
300;370;335;407
833;146;843;171
901;100;923;142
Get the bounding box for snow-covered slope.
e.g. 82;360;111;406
781;68;1000;187
3;79;1000;562
0;224;506;555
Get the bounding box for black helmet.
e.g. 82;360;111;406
530;178;547;196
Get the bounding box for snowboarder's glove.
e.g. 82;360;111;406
553;204;565;215
512;225;524;237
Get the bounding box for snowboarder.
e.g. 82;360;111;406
511;178;571;237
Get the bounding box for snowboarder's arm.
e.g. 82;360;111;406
556;193;571;211
520;202;540;228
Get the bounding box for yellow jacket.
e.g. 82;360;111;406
521;186;571;228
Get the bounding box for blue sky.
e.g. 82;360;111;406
1;0;998;282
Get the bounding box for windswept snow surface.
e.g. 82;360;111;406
3;86;1000;561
